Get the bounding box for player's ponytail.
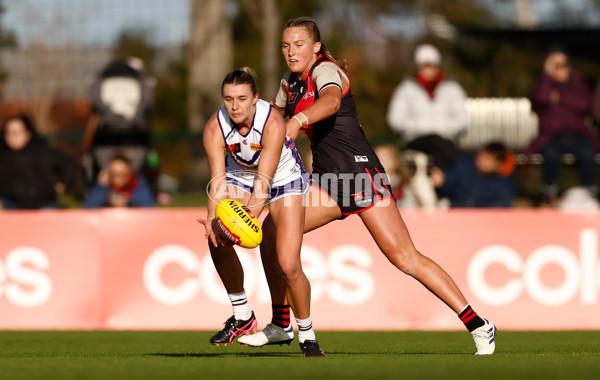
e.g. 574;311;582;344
221;67;258;96
283;17;349;71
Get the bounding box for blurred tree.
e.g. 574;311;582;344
0;0;16;89
188;0;232;133
239;0;280;100
112;29;156;68
233;0;322;98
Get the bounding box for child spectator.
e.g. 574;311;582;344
0;114;75;210
429;142;516;208
83;155;155;208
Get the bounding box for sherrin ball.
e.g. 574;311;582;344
214;199;263;248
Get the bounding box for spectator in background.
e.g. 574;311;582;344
83;154;155;208
373;144;418;209
387;43;470;169
82;57;157;192
430;142;516;208
0;114;75;210
527;47;599;204
591;73;600;131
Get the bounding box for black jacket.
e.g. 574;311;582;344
0;139;75;209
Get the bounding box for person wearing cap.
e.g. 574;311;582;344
387;43;469;169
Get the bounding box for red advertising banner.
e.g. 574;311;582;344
0;209;599;331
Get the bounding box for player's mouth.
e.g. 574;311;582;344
287;59;300;70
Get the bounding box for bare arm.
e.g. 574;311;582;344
198;112;227;247
286;85;342;140
246;110;285;218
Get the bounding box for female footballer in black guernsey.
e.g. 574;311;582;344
238;17;497;355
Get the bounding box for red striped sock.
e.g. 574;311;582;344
271;304;290;328
458;305;485;332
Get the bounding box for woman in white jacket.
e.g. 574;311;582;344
387;43;469;169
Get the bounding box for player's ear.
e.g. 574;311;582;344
313;42;321;54
252;92;259;105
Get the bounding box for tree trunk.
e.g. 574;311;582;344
261;0;280;100
188;0;233;132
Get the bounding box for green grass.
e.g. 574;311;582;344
0;331;598;380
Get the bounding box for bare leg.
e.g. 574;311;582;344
208;190;251;294
359;201;468;313
210;244;245;293
268;195;309;318
259;214;286;303
260;185;342;306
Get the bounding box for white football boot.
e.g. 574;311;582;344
471;319;497;355
238;323;294;347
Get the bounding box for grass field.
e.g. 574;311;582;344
0;330;598;380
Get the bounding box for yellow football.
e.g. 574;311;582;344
214;199;263;248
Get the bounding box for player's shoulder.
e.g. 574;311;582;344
203;111;222;136
313;61;340;76
281;70;293;84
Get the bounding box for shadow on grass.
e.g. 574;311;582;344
147;352;297;358
148;351;466;358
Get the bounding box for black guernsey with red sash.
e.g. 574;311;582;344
284;55;382;175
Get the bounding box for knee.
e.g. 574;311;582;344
279;259;303;283
576;147;596;162
542;144;561;163
387;247;422;276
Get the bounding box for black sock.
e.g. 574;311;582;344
271;304;290;328
458;305;485;332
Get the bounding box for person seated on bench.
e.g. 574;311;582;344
527;47;599;204
429;142;516;208
387;43;469;170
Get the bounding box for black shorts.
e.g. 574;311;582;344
310;166;395;217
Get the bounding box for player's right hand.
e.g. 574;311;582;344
197;218;234;247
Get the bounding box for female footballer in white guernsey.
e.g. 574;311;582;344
198;68;324;356
238;17;496;356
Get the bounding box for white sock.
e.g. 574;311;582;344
228;291;253;320
295;316;316;343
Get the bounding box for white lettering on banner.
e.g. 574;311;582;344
143;244;374;306
0;247;52;307
467;229;599;306
143;245;200;305
327;245;374;305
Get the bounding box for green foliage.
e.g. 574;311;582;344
0;0;16;83
112;29;156;67
279;0;322;22
153;57;189;132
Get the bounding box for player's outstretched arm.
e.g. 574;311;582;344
198;113;228;247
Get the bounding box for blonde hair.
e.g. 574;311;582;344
221;66;258;96
283;17;348;71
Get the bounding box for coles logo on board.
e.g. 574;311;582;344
467;228;599;306
0;247;52;307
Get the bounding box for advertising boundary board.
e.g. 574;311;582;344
0;209;599;330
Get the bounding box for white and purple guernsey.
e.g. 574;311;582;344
217;99;307;199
